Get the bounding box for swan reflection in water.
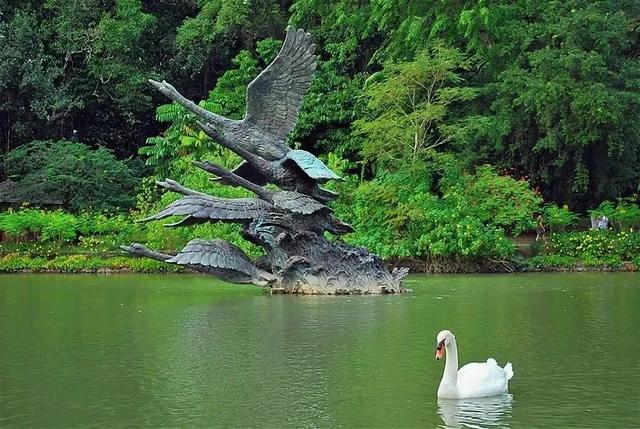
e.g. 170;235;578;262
437;393;513;429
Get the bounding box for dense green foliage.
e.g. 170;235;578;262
468;1;640;208
2;0;637;208
1;0;639;267
0;207;170;272
0;208;140;246
0;0;287;155
589;198;640;230
3;141;139;211
546;230;639;263
530;198;640;270
528;230;640;269
542;204;580;233
335;164;541;259
354;43;477;166
0;253;180;273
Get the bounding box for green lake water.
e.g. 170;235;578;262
1;272;639;428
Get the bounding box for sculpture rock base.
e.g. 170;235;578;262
123;228;408;295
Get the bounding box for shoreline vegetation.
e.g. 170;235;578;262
3;204;638;278
1;204;639;276
2;218;639;274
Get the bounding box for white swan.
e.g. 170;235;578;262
435;330;513;399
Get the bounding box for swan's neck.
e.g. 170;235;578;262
443;338;459;385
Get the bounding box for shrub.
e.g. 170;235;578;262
0;208;141;246
0;253;47;271
40;211;78;242
580;254;623;268
543;204;579;233
0;253;182;273
543;230;640;263
463;165;542;235
590;198;640;231
527;254;578;269
0;208;48;240
336;163;536;259
4;140;140;212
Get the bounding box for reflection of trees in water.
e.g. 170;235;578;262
437;394;513;429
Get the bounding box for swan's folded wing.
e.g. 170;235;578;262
458;362;498;385
457;361;510;397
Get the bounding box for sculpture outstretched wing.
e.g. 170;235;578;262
243;27;316;139
167;239;275;285
139;195;271;226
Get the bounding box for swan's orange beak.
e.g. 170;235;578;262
435;341;445;360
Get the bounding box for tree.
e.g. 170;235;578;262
354;43;478;168
174;0;286;88
3;140;140;211
0;8;70;152
466;0;640;208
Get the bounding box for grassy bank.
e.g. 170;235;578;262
1;208;638;275
0;252;181;273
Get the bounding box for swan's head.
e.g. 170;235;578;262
435;330;455;360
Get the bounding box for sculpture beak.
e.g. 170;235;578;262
329;216;355;234
335;221;355;234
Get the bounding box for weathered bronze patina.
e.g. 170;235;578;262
123;27;407;294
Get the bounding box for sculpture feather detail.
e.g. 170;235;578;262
167;239;275;286
139;195;272;224
244;27;317;139
271;191;329;215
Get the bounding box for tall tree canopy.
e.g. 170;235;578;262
467;0;640;208
0;0;638;210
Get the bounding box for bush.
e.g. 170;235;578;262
0;208;142;246
541;230;640;267
335;162;539;259
590;198;640;231
463;165;542;235
0;253;47;271
580;254;623;268
3;140;140;212
527;254;578;269
0;253;181;273
543;204;579;233
0;208;48;240
40;211;78;242
76;212;141;245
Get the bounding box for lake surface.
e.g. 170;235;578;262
1;273;639;428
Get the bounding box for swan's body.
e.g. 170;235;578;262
435;330;513;399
